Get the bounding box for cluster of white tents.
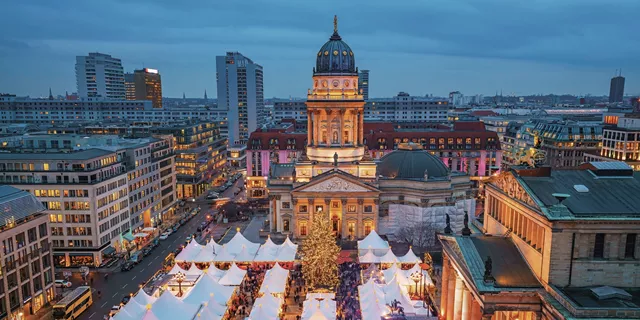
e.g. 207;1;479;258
110;269;237;320
175;233;298;263
358;278;431;320
246;263;291;319
357;230;421;264
168;262;247;286
301;293;336;320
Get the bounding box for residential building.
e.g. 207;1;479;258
273;99;307;123
585;114;640;170
506;119;602;169
609;75;625;103
0;186;55;319
216;52;265;144
0;134;177;267
365;92;450;122
152;122;227;199
358;69;369;100
127;68;163;108
440;162;640;319
75;52;125;99
227;144;247;171
124;73;136;100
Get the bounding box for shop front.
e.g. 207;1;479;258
68;253;95;267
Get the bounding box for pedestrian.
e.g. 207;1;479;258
97;291;101;299
90;277;94;286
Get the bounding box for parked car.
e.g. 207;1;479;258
172;225;179;232
120;262;134;271
142;247;152;257
178;200;186;207
121;295;131;305
185;236;193;244
159;232;170;240
109;305;122;317
54;279;72;288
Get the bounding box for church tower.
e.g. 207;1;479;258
305;16;365;163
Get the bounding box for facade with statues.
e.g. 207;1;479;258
266;19;475;242
439;162;640;319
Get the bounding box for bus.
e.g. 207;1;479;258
53;286;93;320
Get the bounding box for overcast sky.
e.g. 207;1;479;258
1;0;638;99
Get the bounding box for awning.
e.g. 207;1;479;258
102;246;116;256
69;253;93;257
134;233;148;238
141;227;156;232
122;232;135;242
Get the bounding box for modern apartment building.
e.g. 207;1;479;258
358;69;369;100
125;68;163;108
216;52;265;144
0;134;177;267
152;122;227;199
585;114;640;170
75;52;125;99
0;186;55;320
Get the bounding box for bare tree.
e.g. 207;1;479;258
395;216;438;250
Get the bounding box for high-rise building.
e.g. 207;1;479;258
609;74;625;103
125;68;163;108
358;69;369;100
75;52;125;99
216;52;265;144
125;73;135;100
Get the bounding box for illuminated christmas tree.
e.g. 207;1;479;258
301;211;340;290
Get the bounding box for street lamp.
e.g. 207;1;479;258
410;271;423;300
175;271;186;297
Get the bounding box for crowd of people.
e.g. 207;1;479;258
336;262;362;320
227;264;266;318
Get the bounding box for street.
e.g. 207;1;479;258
74;176;246;320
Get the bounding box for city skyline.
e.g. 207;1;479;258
1;0;639;99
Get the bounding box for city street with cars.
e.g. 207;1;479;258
65;175;246;320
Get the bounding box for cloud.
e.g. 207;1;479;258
1;0;638;97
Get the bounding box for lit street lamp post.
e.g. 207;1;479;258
175;271;185;297
410;271;423;300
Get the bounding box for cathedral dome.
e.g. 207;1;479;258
377;143;450;180
315;16;356;74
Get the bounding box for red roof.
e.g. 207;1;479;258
470;110;499;117
453;121;486;131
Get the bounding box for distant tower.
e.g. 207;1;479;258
609;70;625;103
204;90;208;100
48;88;53;100
183;92;186;100
358;70;369;100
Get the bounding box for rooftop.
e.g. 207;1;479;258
560;287;640;309
520;167;640;217
470;236;541;288
0;148;114;160
0;185;46;229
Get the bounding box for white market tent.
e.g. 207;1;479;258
405;263;434;287
398;247;421;264
379;249;399;264
175;240;203;262
204;264;226;281
112;305;140;320
357;230;389;256
358;249;380;264
234;246;258;262
196;294;227;320
206;239;224;254
382;264;412;287
213;246;236;262
259;263;290;295
180;271;235;306
137;309;161;320
248;293;283;320
358;277;430;319
192;246;216;263
218;263;247;286
224;232;260;256
168;264;189;275
255;236;299;262
186;263;204;276
131;289;157;306
301;292;336;320
150;290;200;320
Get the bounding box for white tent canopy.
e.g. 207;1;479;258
398;247;421;264
378;249;399;264
150;290;199;320
357;230;389;255
204;264;226;281
175;240;203;262
301;292;336;320
234;245;258;262
180;271;235;306
168;264;189;275
131;289;157;306
224;232;260;256
218;263;247;286
358;249;380;264
206;239;223;254
192;246;216;263
248;294;283;320
186;263;204;276
213;246;236;262
259;263;290;295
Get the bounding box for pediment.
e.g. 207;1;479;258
492;172;539;209
294;175;377;193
